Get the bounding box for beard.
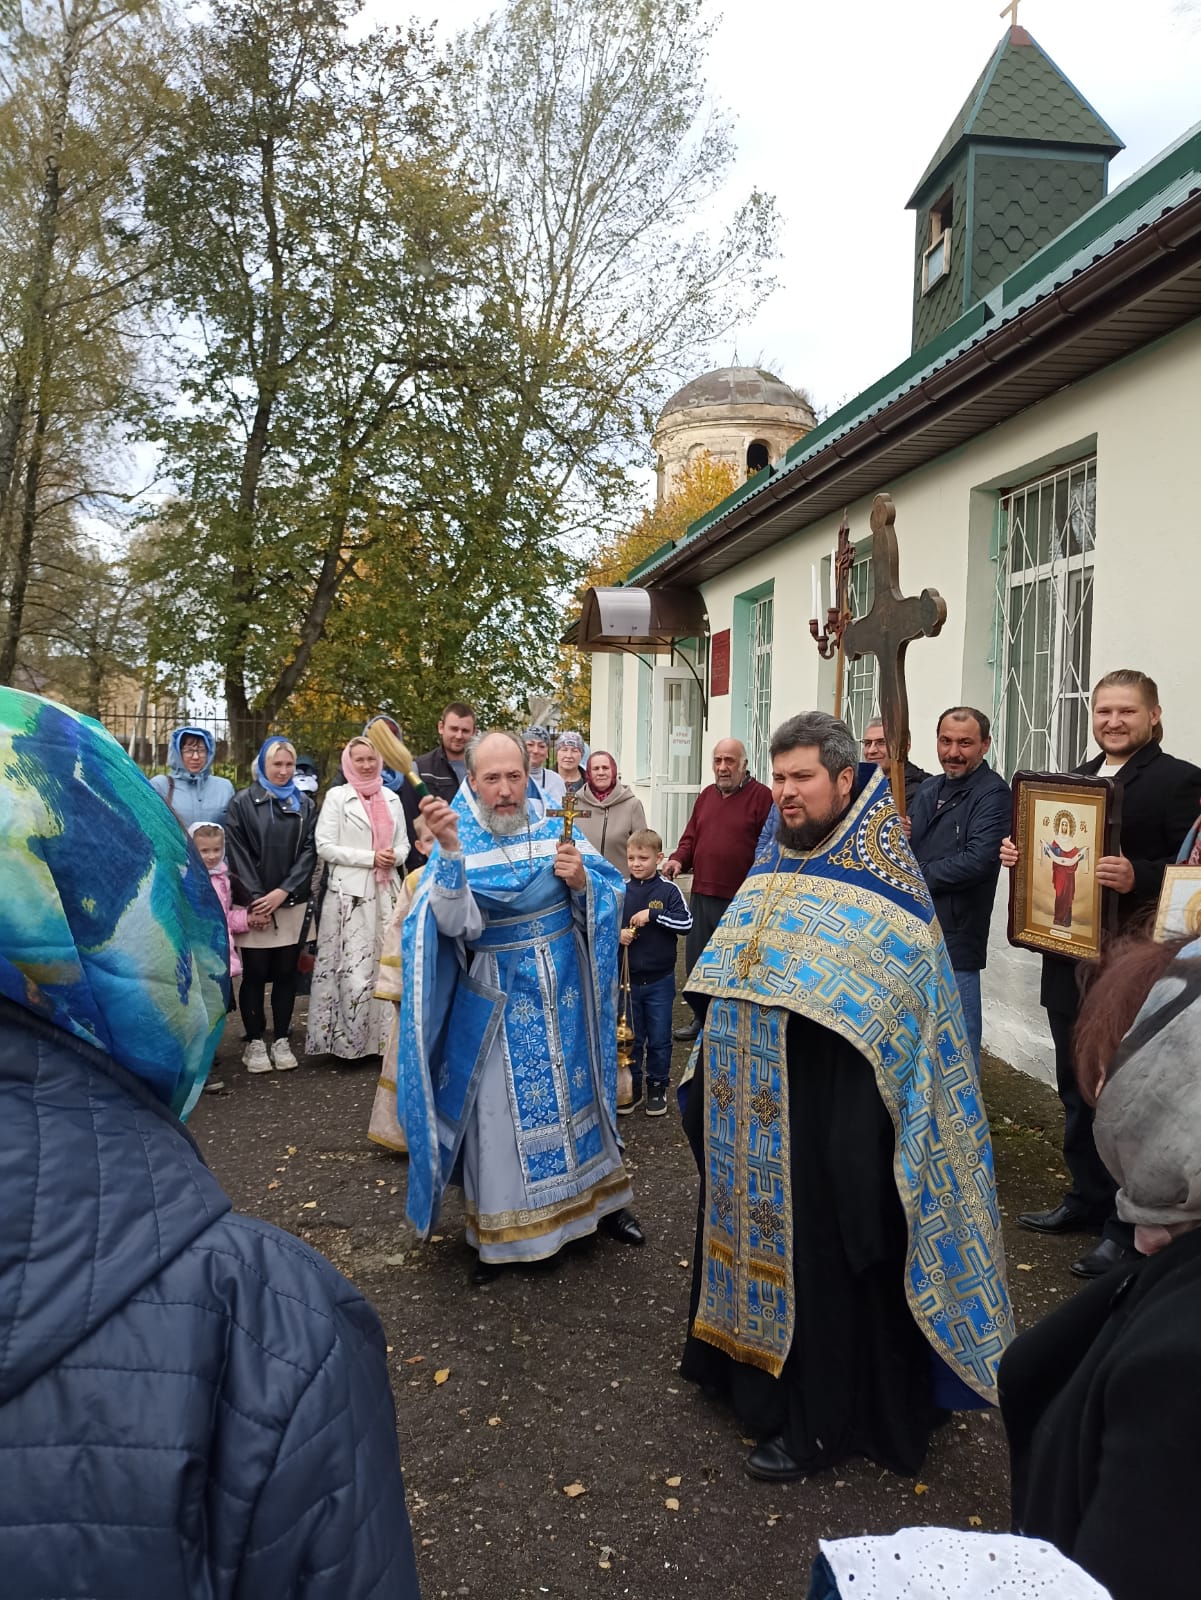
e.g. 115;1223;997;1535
776;803;849;853
478;800;528;837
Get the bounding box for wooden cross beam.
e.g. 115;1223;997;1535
842;494;947;819
1000;0;1022;28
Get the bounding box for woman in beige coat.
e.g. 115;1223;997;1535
576;751;647;876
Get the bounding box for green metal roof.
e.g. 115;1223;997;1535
908;26;1123;206
627;120;1201;587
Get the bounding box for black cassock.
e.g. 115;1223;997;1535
680;1012;940;1475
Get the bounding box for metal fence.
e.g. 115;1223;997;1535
99;709;232;774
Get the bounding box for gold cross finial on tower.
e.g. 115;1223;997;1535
1000;0;1022;27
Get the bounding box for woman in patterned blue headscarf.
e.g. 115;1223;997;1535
0;688;421;1596
0;688;228;1115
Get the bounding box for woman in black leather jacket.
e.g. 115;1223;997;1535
223;737;317;1073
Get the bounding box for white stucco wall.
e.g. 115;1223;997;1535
588;315;1201;1078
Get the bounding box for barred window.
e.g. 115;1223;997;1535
841;547;878;738
747;593;774;782
993;457;1096;776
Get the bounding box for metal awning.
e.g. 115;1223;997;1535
575;586;706;652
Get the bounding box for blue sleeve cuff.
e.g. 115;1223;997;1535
433;850;465;891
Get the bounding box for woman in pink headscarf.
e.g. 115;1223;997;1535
306;737;409;1061
577;750;647;875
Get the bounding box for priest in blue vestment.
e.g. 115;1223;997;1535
401;730;643;1282
680;711;1012;1481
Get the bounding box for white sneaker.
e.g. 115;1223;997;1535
243;1039;272;1073
271;1038;298;1071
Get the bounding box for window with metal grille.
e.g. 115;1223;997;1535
993;457;1096;777
748;594;774;781
842;547;878;737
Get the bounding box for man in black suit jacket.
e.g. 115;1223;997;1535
1006;670;1201;1278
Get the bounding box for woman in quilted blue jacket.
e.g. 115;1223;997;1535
0;690;421;1600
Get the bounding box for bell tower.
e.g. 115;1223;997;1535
907;23;1123;353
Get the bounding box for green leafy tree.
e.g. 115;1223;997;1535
136;0;486;763
0;0;169;681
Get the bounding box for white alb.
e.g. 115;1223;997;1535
819;1529;1112;1599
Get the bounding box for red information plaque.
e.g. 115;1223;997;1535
710;629;731;697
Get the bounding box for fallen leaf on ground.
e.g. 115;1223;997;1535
665;1475;681;1487
384;1253;406;1266
664;1497;679;1512
562;1482;587;1498
429;1234;444;1243
968;1515;983;1527
405;1355;424;1365
914;1483;929;1495
267;1180;280;1190
598;1560;611;1570
676;1258;689;1268
286;1145;297;1156
487;1416;502;1427
434;1368;450;1386
1016;1262;1033;1272
300;1200;317;1209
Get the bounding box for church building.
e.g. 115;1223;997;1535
575;23;1201;1077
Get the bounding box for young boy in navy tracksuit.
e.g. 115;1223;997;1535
618;828;693;1117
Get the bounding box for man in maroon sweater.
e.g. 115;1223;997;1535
663;737;774;1040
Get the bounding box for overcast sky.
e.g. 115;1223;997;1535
383;0;1201;420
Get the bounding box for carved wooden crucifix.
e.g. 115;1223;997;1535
842;493;947;818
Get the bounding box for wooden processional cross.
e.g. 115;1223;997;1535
842;494;947;819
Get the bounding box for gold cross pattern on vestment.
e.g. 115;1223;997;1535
842;493;946;819
549;791;591;844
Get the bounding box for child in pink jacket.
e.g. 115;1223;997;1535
190;822;248;976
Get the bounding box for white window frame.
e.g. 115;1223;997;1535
993;456;1097;777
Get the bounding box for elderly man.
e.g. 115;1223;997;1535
681;712;1011;1482
664;737;773;1041
402;730;643;1284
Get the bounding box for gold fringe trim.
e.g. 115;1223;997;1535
464;1171;632;1245
690;1316;785;1378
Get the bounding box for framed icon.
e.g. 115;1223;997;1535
1153;865;1201;942
1007;772;1122;962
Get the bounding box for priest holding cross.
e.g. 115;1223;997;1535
678;498;1011;1482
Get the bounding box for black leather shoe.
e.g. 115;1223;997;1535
470;1257;502;1286
1070;1238;1140;1279
1018;1202;1097;1235
673;1021;700;1042
745;1435;808;1483
601;1207;645;1246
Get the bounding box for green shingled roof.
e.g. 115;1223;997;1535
908;27;1123;206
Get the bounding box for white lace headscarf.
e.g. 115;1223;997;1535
818;1529;1111;1599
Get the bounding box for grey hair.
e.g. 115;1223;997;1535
769;712;857;781
465;729;530;776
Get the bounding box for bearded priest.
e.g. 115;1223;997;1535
680;711;1012;1482
402;729;643;1284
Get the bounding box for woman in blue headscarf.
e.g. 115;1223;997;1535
0;689;419;1598
149;723;235;829
223;737;318;1073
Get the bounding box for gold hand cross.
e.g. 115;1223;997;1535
549;790;592;844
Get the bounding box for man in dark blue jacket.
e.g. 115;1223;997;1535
908;707;1011;1068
